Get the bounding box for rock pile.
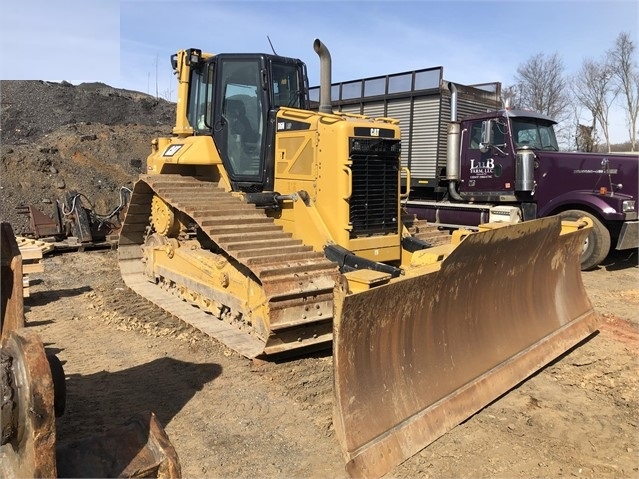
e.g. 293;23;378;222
0;80;175;233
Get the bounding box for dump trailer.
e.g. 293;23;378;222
311;72;638;270
118;40;598;477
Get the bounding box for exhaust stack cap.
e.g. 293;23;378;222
313;39;333;114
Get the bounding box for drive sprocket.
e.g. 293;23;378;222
151;195;179;237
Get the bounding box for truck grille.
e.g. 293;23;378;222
349;138;401;238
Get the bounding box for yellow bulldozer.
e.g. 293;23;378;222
118;39;598;477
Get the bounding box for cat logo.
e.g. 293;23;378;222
163;144;183;157
370;128;380;137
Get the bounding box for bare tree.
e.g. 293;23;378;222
511;52;571;121
575;124;597;152
509;52;572;147
608;32;639;151
572;58;617;152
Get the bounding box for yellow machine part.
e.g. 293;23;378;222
332;216;599;478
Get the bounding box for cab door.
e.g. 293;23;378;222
211;56;268;190
460;119;515;200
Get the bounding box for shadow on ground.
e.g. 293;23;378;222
599;249;638;272
57;357;222;442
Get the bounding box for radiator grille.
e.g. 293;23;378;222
349;138;401;238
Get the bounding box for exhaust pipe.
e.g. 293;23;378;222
313;39;333;114
446;82;463;200
449;81;458;123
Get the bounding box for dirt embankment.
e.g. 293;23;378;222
0;80;174;233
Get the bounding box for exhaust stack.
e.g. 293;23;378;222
313;39;333;114
446;82;463;200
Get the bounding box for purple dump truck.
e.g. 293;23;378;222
406;108;638;269
310;69;638;269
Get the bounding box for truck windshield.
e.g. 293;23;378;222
511;118;559;151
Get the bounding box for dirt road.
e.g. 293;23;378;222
25;248;638;478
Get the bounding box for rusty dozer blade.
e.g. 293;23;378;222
333;216;599;478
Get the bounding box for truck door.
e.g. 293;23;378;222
460;119;515;200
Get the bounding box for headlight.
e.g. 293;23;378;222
622;200;635;212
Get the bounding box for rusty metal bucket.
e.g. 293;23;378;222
332;216;599;478
1;222;25;338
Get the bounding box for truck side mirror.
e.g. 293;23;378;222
479;120;493;153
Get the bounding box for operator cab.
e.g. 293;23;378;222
184;52;309;191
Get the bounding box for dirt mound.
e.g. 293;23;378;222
1;80;173;144
0;80;175;233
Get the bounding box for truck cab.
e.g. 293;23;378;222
452;109;638;269
460;110;559;203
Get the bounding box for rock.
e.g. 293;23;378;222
37;157;52;172
55;179;66;189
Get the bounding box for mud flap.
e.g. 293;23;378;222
332;217;599;478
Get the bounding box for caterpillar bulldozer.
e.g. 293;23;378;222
118;39;598;477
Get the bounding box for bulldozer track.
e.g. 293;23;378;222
401;212;452;246
96;282;209;339
118;175;339;358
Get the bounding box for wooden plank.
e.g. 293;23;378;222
15;236;54;254
22;276;30;298
18;249;43;261
23;262;44;274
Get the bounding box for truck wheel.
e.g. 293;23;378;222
558;210;610;270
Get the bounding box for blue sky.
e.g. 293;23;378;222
1;0;637;143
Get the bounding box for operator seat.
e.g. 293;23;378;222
227;99;257;142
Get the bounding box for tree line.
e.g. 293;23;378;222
507;32;638;152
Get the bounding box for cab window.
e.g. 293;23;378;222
187;64;214;133
469;121;506;149
272;62;303;108
512;119;559;151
